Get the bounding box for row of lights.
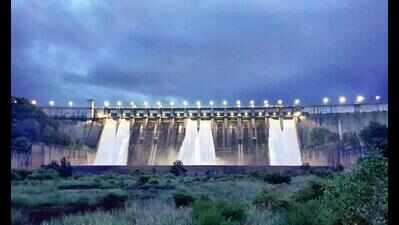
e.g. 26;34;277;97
125;111;301;118
29;95;381;107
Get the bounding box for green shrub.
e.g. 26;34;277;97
173;192;196;208
216;201;247;223
11;136;32;152
263;173;291;184
137;175;150;185
149;179;159;185
43;158;72;178
12;170;32;180
57;179;100;190
253;191;290;210
11;171;21;181
292;180;326;202
286;200;328;225
335;164;345;172
96;190;128;210
286;155;387;225
170;160;187;176
192;199;247;225
360;122;388;157
27;168;59;180
310;168;334;178
300;163;311;171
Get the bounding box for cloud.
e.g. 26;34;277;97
11;0;387;106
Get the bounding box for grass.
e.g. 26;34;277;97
10;172;310;225
11;162;386;225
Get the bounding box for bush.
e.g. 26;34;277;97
137;175;150;186
57;179;100;190
27;168;59;180
286;200;329;225
97;191;128;210
170;160;187;176
253;191;290;210
173;192;196;208
42;158;73;178
300;163;311;171
335;164;344;172
360;122;388;157
11;170;32;181
192;199;247;225
310;168;335;178
308;127;339;147
12;136;32;152
149;179;159;185
263;173;291;184
286;155;387;225
292;180;326;202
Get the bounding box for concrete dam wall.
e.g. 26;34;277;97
125;117;274;166
11;104;388;169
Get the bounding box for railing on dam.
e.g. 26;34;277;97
39;103;387;120
303;103;387;114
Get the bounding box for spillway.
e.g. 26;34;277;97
198;120;216;165
178;119;216;165
268;119;302;166
178;119;199;165
115;119;131;164
94;119;130;165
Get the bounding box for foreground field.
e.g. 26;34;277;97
11;156;387;225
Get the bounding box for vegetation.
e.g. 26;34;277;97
253;191;290;210
192;199;247;225
308;127;339;147
360;122;388;157
170;160;187;176
174;192;196;208
11;151;387;225
11;96;85;151
263;173;291;184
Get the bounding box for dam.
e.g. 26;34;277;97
11;102;388;169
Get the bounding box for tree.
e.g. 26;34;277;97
308;128;339;147
360;122;388;157
170;160;187;176
12;136;31;152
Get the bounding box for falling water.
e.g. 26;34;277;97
114;119;131;165
198;120;216;164
268;119;302;166
147;122;159;165
178;119;198;164
178;119;216;165
94;119;130;165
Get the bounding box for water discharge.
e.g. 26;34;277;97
94;119;130;165
268;119;302;165
198;120;217;164
178;119;216;165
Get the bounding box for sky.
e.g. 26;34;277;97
11;0;387;107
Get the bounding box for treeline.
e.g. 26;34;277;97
305;122;388;154
11;97;72;152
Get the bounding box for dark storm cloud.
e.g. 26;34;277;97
11;0;387;106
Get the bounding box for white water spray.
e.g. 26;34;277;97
178;119;216;165
268;119;302;165
94;119;130;165
198;120;216;164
